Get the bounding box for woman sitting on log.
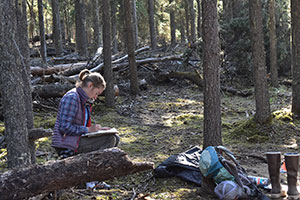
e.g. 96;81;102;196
51;69;119;158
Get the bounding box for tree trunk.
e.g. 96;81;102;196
185;0;191;43
189;0;196;42
148;0;157;49
291;0;300;116
51;0;64;57
16;0;36;164
202;0;222;148
269;0;278;87
124;0;139;95
0;148;154;200
249;0;271;124
75;0;88;57
0;0;31;169
102;0;115;107
111;0;119;54
196;0;201;38
119;0;127;51
38;0;47;64
132;0;138;48
169;0;176;46
92;0;101;54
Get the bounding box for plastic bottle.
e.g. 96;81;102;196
248;175;270;188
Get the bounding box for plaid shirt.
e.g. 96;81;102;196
59;91;88;135
52;87;91;150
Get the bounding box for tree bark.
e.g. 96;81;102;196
38;0;47;64
169;0;176;46
202;0;222;148
185;0;191;43
196;0;201;38
124;0;139;95
0;0;31;168
189;0;196;42
75;0;88;57
111;0;118;54
51;0;64;57
291;0;300;116
249;0;271;123
102;0;115;107
16;0;36;164
132;0;138;48
148;0;157;49
92;0;101;54
0;148;154;200
269;0;278;87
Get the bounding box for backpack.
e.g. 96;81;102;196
199;146;270;200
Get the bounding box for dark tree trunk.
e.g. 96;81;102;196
202;0;222;148
75;0;88;57
38;0;47;63
15;0;36;164
291;0;300;116
102;0;115;107
249;0;271;123
269;0;278;87
119;0;127;51
0;148;154;200
92;0;101;53
111;0;119;54
196;0;201;38
148;0;157;49
124;0;139;95
0;0;31;168
189;0;196;42
132;0;138;48
185;0;191;43
51;0;64;56
169;0;176;46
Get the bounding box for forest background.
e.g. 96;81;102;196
0;0;300;199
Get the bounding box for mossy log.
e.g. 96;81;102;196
0;148;154;200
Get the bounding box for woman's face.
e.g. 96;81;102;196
86;83;104;100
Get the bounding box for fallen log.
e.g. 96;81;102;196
155;70;253;97
65;46;151;77
0;148;154;200
0;128;53;148
32;83;73;98
112;54;183;72
31;62;87;76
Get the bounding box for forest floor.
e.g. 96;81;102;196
3;48;300;200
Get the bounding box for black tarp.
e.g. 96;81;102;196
153;146;202;186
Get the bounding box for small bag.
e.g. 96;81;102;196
199;146;235;184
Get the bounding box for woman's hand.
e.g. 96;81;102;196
87;124;101;132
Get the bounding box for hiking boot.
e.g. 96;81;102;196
266;152;286;198
285;153;300;200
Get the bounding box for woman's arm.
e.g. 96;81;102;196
59;93;88;136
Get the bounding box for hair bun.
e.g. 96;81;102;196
79;69;91;81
